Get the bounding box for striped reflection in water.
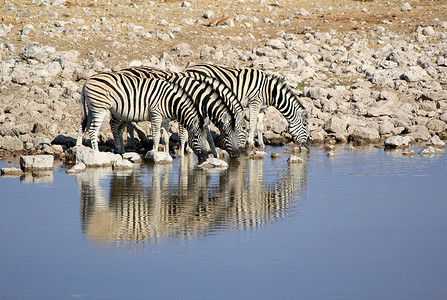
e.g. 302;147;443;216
77;155;307;246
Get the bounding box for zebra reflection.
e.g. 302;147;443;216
77;155;307;246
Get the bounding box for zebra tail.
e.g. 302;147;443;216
79;86;88;132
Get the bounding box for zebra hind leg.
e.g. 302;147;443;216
88;111;108;152
109;117;126;154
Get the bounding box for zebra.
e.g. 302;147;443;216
183;64;310;150
76;72;213;162
112;66;244;158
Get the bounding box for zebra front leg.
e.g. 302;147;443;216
151;114;163;152
203;117;218;158
161;119;170;153
247;105;261;150
256;107;266;150
178;124;187;157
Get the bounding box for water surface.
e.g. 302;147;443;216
0;146;446;299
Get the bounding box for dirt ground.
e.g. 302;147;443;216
2;0;446;69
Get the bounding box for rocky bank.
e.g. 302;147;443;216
1;0;446;160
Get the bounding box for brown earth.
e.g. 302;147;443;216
2;0;445;68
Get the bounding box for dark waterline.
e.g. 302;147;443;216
0;146;446;299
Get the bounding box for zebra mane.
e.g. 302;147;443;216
265;72;306;110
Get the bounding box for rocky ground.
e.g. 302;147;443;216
1;0;447;160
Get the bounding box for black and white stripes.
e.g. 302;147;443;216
184;64;310;149
76;64;309;162
76;72;212;162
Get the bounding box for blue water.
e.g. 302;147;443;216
0;146;446;299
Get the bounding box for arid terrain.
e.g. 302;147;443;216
1;0;447;159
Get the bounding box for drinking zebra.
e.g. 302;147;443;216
114;66;244;158
183;64;310;150
76;72;213;162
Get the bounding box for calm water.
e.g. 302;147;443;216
0;146;446;299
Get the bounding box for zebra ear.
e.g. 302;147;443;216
203;116;210;126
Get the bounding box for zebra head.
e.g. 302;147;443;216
188;118;212;162
216;112;241;159
289;108;310;149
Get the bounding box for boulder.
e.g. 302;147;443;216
271;152;282;159
426;119;447;133
144;150;173;163
20;155;54;171
66;162;86;174
122;152;142;163
112;159;134;170
426;135;446;148
384;136;414;149
419;146;445;156
349;126;381;143
288;155;305;164
250;151;268;159
406;125;432;141
67;145;122;167
198;157;229;169
401;66;431;82
0;136;24;151
1;167;24;176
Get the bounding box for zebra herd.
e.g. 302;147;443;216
76;63;310;162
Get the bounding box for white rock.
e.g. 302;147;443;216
266;39;284;49
68;146;122;167
144;150;173;163
401;66;431;82
288;155;305;163
21;24;35;36
419;146;445;156
198;157;229;169
406;125;432;141
203;11;215;19
401;3;412;12
181;1;191;7
122;152;142;162
112;159;134;170
1;167;23;176
250;151;268;159
384;136;414;149
66;162;86;174
20;155;54;171
422;26;435;36
426;135;446;148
